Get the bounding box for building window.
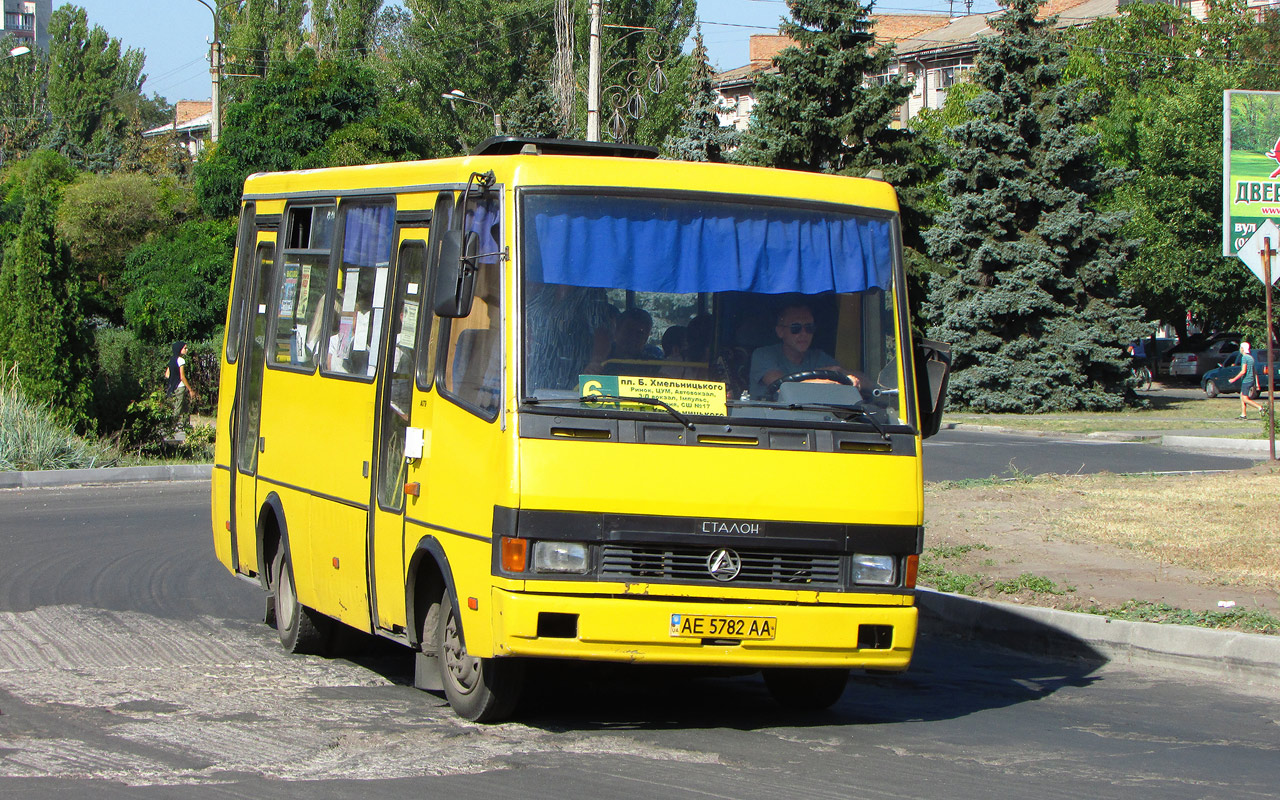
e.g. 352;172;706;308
5;12;34;30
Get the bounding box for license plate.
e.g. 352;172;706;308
669;614;776;640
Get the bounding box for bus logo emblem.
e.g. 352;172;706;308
706;548;742;581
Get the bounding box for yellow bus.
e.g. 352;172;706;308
212;137;951;722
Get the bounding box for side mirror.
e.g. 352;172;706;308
433;230;479;318
913;338;952;439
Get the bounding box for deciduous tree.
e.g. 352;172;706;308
45;5;146;170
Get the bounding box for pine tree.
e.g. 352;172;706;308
0;152;93;427
664;28;737;162
733;0;910;174
923;0;1145;413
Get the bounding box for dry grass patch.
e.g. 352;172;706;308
926;465;1280;590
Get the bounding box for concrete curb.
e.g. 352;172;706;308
0;464;212;489
1162;434;1275;455
917;588;1280;688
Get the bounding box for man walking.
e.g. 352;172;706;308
1229;341;1265;419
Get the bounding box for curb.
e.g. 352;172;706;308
0;464;212;490
948;422;1274;456
916;588;1280;689
1162;434;1275;456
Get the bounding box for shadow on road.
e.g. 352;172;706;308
277;598;1108;732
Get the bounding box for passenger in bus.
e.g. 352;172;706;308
602;307;663;376
749;304;859;399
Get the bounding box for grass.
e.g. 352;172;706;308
945;391;1277;434
0;363;117;471
1072;601;1280;636
919;545;1069;597
923;468;1280;635
1;363;213;472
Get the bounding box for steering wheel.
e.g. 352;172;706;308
765;369;853;400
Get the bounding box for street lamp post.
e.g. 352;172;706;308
441;90;502;135
3;45;31;60
192;0;222;143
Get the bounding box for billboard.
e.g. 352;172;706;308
1223;90;1280;256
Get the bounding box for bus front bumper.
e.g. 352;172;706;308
490;589;917;670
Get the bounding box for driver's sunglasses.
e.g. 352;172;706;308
786;323;815;334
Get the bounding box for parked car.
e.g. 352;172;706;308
1167;332;1241;381
1202;352;1276;398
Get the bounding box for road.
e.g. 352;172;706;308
1;482;1277;799
923;428;1258;482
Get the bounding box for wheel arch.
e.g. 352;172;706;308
256;492;288;592
405;536;463;652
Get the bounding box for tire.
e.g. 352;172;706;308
437;593;524;722
1204;380;1219;398
762;667;849;712
1135;366;1152;392
272;546;332;655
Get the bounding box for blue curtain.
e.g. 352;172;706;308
342;204;395;267
525;194;894;294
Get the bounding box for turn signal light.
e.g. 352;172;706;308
904;554;919;589
501;537;528;572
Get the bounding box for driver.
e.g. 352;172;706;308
749;304;858;399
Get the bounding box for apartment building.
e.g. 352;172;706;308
714;0;1280;129
2;0;50;51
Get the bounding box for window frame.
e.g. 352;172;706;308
266;200;338;375
316;196;398;384
434;187;505;423
224;201;257;365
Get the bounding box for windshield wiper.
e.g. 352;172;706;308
726;399;891;441
523;394;696;431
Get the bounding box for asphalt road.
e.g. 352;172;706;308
923;428;1258;482
1;482;1278;799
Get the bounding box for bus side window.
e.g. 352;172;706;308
324;202;395;378
225;202;256;364
273;204;335;370
440;194;501;419
417;192;453;391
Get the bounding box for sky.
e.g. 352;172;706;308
75;0;1002;105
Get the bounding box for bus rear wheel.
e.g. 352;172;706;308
762;667;849;712
437;593;524;722
272;546;332;655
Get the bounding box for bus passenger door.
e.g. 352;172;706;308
231;240;277;577
369;233;432;632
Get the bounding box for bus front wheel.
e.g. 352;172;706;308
762;667;849;712
272;546;332;655
437;593;524;722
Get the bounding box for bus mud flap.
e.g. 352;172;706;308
415;649;443;691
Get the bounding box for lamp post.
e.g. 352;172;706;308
3;45;31;59
441;90;503;135
192;0;222;143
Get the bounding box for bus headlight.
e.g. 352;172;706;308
852;554;896;586
532;541;589;574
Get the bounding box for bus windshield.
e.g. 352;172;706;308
520;191;906;428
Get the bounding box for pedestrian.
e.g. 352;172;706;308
1229;341;1264;419
164;341;197;434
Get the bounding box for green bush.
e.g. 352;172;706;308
121;218;235;345
0;362;116;470
92;327;165;433
117;387;175;455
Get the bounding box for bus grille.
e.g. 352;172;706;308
599;545;843;588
